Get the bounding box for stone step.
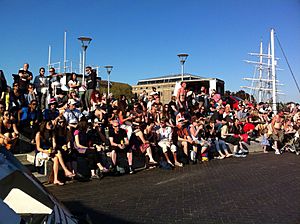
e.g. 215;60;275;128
15;151;53;184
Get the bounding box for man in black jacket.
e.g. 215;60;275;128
84;66;97;111
18;63;33;95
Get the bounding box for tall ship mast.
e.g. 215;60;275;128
241;28;282;114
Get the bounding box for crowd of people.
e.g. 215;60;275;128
0;63;300;185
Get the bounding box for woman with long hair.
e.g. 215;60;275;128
68;73;80;91
74;119;106;178
35;121;75;185
90;90;102;111
0;110;19;150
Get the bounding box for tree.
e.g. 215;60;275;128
98;80;133;99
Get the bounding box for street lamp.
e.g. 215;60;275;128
177;53;189;81
78;36;92;85
104;65;113;97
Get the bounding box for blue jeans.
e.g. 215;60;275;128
214;139;227;153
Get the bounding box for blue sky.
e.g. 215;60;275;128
0;0;299;102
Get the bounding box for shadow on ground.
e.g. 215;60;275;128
64;201;137;224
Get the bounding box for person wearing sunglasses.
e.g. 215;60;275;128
34;67;49;110
0;110;19;150
18;99;42;144
109;120;134;174
17;63;33;95
35;121;75;185
9;82;26;114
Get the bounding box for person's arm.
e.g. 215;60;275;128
74;133;88;149
17;109;22;126
190;125;200;138
0;122;10;141
109;136;122;149
124;137;129;146
35;132;48;153
28;73;33;81
52;135;57;150
12;123;19;136
176;89;182;108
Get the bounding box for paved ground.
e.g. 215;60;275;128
48;153;300;224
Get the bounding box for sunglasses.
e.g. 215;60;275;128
113;125;119;128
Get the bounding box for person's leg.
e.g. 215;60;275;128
52;157;63;185
85;89;92;111
159;140;173;166
127;151;133;166
135;129;149;144
214;140;225;157
182;141;188;157
219;140;232;157
55;151;74;177
146;146;157;163
111;150;117;166
171;144;182;167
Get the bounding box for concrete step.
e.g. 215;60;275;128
15;151;53;184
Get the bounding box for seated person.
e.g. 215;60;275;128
109;120;134;174
156;119;182;167
175;118;193;161
18;99;42;143
0;110;19;150
35;121;75;185
73;119;106;178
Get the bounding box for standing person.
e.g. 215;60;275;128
84;66;97;111
271;111;285;155
176;82;187;110
25;83;37;106
34;67;49;110
0;70;8;101
18;63;33;95
49;68;61;97
197;86;208;109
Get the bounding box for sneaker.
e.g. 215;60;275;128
234;152;241;158
240;148;248;153
129;166;135;174
275;150;281;155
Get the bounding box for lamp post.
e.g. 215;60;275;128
104;65;113;97
177;53;189;81
78;36;92;86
